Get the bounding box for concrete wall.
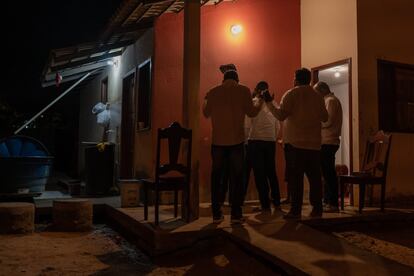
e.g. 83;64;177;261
357;0;414;200
78;29;154;178
301;0;360;171
78;81;105;174
153;0;301;202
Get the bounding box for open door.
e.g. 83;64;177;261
120;72;136;178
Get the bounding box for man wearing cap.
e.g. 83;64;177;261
203;67;262;224
265;68;328;219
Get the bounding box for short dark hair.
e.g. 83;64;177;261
295;68;311;85
255;81;268;91
314;81;330;94
223;70;239;82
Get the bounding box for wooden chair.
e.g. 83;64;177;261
140;122;192;225
339;131;392;213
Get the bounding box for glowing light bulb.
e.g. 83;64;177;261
334;71;341;78
230;24;243;36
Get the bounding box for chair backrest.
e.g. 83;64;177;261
155;122;192;182
361;130;392;178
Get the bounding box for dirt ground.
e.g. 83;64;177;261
334;226;414;269
0;225;279;276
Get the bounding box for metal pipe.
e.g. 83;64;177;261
14;68;100;135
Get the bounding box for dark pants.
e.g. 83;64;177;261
284;146;291;201
218;144;250;206
243;143;252;202
321;144;340;207
248;140;281;208
285;144;323;214
211;143;244;218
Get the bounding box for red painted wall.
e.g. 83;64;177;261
153;0;301;201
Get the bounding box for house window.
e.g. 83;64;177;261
378;60;414;133
137;59;152;131
101;77;108;103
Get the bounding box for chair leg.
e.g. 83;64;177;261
349;184;354;206
359;184;366;214
368;185;373;207
380;183;386;212
340;179;345;211
174;189;178;218
187;189;191;223
144;184;148;220
155;190;159;226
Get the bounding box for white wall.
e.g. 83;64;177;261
301;0;359;171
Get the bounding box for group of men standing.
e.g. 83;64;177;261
203;66;343;223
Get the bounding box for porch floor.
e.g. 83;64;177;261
106;202;414;275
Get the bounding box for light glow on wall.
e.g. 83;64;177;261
107;58;120;68
230;24;243;36
224;21;246;45
108;56;121;77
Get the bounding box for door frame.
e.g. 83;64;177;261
120;68;137;178
311;58;354;172
136;58;153;132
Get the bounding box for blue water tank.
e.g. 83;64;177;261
0;136;53;193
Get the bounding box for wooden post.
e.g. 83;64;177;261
182;0;200;221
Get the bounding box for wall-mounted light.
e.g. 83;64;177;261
230;24;243;36
107;59;119;67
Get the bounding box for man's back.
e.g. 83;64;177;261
282;85;327;150
322;93;343;145
204;80;256;146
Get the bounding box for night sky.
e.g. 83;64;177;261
2;0;122;113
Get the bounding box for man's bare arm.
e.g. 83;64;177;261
266;102;289;121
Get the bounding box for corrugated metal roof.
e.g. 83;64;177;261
42;0;233;87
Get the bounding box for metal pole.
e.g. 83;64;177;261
14;68;100;135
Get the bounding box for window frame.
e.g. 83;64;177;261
378;59;414;133
136;58;152;132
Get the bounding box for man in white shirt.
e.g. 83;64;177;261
314;81;343;212
265;68;328;219
245;81;281;212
